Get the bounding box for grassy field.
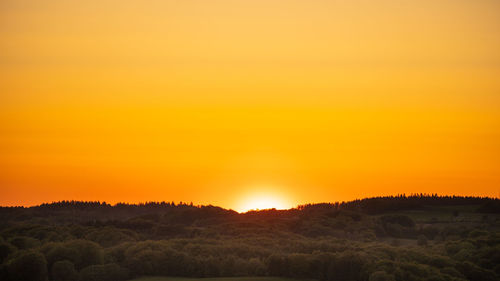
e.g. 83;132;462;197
129;277;311;281
383;205;485;223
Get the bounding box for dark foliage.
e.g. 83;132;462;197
6;250;48;281
51;260;78;281
0;195;499;281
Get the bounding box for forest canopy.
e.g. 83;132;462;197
0;195;499;281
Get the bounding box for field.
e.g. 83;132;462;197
130;278;310;281
392;205;485;223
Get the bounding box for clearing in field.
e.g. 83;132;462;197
129;277;310;281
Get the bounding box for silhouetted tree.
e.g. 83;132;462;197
0;242;15;264
51;260;78;281
6;251;48;281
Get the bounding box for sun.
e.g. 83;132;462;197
237;191;291;213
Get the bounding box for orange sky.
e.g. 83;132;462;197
1;0;500;211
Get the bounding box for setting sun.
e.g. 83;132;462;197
237;190;292;213
1;1;500;280
1;1;500;208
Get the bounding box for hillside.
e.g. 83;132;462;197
1;195;499;281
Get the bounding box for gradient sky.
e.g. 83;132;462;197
1;0;500;211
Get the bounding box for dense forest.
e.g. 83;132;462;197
0;195;499;281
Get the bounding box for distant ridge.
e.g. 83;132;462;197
1;194;498;219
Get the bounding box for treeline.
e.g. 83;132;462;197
0;195;499;281
1;194;498;224
298;194;498;214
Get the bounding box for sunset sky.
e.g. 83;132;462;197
1;1;499;211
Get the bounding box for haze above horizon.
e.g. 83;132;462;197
1;0;499;210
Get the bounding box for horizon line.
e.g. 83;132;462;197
1;193;498;213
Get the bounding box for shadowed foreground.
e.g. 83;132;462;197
0;195;499;281
129;277;311;281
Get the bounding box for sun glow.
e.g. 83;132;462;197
1;0;500;207
237;191;292;213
